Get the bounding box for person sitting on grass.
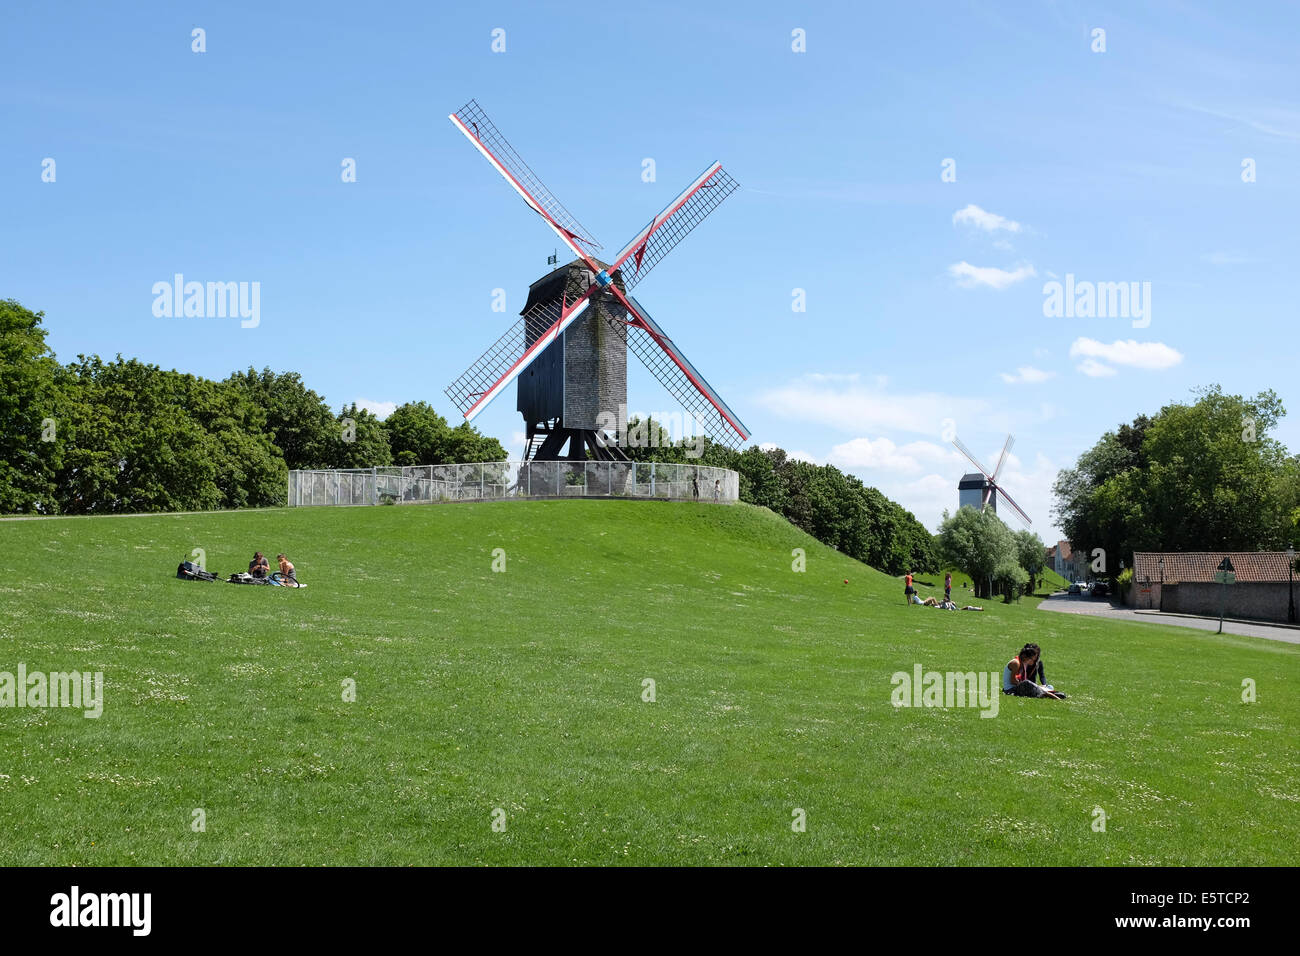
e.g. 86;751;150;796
940;599;958;610
249;551;270;579
276;553;297;584
1002;643;1065;698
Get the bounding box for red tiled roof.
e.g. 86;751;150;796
1058;541;1073;561
1132;552;1295;584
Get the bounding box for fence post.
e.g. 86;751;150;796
651;462;656;497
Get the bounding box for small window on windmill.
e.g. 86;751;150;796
547;249;558;265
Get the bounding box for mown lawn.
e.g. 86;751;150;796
0;500;1295;865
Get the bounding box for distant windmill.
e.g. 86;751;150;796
952;434;1032;527
442;99;750;461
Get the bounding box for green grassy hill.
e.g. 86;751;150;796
1;500;1296;865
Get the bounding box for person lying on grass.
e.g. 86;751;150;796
1002;642;1066;698
920;596;940;606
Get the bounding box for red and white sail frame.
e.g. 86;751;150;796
445;99;748;445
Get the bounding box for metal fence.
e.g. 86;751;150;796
287;462;740;507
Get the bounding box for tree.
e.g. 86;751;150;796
0;300;60;513
225;368;336;470
1140;387;1287;550
732;446;785;513
937;505;1017;599
1053;386;1294;567
329;403;392;469
993;556;1030;602
442;421;507;464
385;401;453;465
1013;529;1046;593
51;356;286;513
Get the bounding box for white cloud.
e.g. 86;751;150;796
1068;337;1184;372
355;398;397;419
999;366;1055;385
1076;358;1117;378
948;261;1037;290
952;204;1022;233
759;442;818;464
758;375;993;437
827;436;966;473
818;446;1061;538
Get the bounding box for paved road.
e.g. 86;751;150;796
1037;592;1300;645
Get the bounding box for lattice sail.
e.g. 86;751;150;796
450;100;601;251
996;486;1033;527
623;294;749;448
992;434;1014;481
609;165;738;291
444;297;588;420
952;437;994;480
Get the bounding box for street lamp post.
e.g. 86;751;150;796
1287;545;1296;625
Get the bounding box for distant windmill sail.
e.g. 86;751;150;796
952;433;1032;526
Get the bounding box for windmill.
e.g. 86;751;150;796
952;434;1032;526
442;99;750;461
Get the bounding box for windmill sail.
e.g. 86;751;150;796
607;163;739;291
952;437;994;481
444;297;592;421
952;434;1032;526
996;486;1033;527
623;293;750;447
443;96;749;457
449;100;602;255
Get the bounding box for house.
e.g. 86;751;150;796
1046;540;1088;582
1129;551;1298;623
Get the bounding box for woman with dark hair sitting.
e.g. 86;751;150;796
249;551;270;579
1002;643;1066;698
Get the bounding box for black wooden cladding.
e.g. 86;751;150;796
516;259;628;433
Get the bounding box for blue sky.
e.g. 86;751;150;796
4;0;1298;539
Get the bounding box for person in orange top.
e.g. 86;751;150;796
276;553;296;584
903;570;915;605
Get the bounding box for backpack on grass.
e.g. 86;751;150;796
177;561;218;582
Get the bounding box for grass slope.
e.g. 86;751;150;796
1;501;1296;865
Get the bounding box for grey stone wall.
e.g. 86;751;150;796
1128;580;1297;622
563;292;627;431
